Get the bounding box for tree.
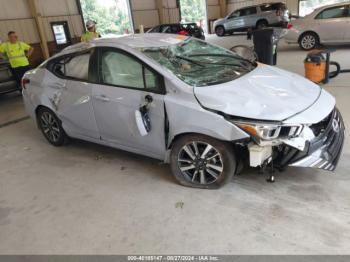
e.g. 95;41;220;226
180;0;206;24
80;0;132;35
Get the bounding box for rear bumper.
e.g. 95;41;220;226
288;109;345;171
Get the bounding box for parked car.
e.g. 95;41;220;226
0;60;19;95
147;23;205;40
214;2;290;36
285;3;350;50
22;34;344;189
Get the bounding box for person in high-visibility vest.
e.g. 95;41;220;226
0;31;34;87
81;20;101;42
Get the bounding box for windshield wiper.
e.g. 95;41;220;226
189;53;255;65
175;55;205;67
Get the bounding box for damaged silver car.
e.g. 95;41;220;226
22;34;345;189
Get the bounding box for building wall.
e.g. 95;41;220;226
0;0;299;65
0;0;84;65
161;0;180;24
0;0;84;44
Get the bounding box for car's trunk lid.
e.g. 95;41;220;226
194;64;321;121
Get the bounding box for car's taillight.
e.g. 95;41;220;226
287;23;293;29
21;78;30;89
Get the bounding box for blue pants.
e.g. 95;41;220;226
11;65;31;87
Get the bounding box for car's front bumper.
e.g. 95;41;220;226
285;108;345;171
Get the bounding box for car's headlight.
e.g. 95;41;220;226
235;122;303;141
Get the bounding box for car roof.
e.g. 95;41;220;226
60;34;189;55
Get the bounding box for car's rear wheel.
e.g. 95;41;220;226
299;32;319;50
215;26;225;37
37;107;67;146
170;134;236;189
256;20;268;29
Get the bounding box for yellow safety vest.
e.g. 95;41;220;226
81;31;100;42
0;41;30;68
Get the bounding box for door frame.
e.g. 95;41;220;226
90;46;169;158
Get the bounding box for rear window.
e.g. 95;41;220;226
260;3;286;11
241;7;257;16
47;51;91;81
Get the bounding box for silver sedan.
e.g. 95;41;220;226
285;3;350;50
22;34;344;189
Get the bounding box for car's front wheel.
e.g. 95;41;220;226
170;134;236;189
299;32;319;50
215;26;225;37
37;107;67;146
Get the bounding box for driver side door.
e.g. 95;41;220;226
226;10;243;30
91;47;167;159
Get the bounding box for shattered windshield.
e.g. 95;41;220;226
140;38;257;87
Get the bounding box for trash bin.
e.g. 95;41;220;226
304;49;340;84
252;28;281;65
304;50;326;84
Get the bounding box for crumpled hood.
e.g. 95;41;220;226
194;64;321;121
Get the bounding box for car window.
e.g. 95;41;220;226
260;3;285;12
228;10;240;19
260;4;273;12
149;26;160;33
240;7;257;16
171;25;181;34
99;49;162;92
65;53;90;80
144;68;157;90
50;52;90;81
316;6;348;19
100;51;144;89
161;25;171;33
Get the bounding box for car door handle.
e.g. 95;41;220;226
94;95;110;102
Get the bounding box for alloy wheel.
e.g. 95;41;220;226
40;112;61;143
177;141;224;185
301;35;316;50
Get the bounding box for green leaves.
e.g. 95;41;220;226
80;0;132;35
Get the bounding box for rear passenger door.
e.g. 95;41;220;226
241;7;258;28
47;50;99;139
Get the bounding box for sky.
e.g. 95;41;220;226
95;0;128;10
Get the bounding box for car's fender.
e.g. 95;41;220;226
163;80;249;163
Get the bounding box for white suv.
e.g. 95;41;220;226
285;3;350;50
214;2;289;36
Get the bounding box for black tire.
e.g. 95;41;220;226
170;134;236;189
215;26;225;37
37;107;68;147
256;20;268;29
299;32;319;50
